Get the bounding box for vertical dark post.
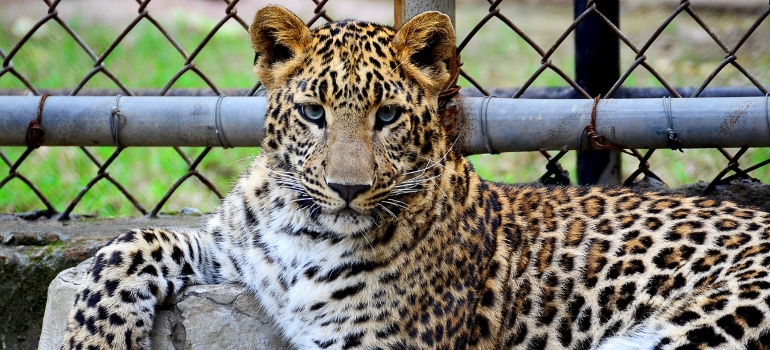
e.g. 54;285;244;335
575;0;621;185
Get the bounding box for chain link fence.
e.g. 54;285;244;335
463;0;769;188
1;0;770;219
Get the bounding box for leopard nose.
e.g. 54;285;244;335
328;183;371;204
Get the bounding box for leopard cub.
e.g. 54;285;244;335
63;5;770;349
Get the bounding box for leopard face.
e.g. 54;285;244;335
248;6;456;235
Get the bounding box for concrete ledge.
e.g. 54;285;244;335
0;214;206;349
38;259;291;350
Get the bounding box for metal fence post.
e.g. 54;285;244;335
574;0;622;185
394;0;455;28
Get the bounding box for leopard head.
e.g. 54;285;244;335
249;5;456;235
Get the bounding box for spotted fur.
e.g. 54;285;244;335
63;5;770;349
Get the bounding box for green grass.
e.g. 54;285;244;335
1;2;770;216
0;15;254;90
0;146;259;216
0;14;262;216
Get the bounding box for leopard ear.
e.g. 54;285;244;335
393;12;456;96
249;5;311;89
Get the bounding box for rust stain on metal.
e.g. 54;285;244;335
393;0;405;28
719;100;749;135
439;95;467;155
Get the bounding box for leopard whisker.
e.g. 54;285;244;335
276;183;307;194
377;203;398;220
288;197;313;204
227;155;258;167
371;207;385;225
382;199;408;210
394;174;441;188
390;188;429;196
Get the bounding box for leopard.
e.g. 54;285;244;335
61;4;770;350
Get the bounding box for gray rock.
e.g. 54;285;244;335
38;258;90;350
38;259;291;350
0;215;205;350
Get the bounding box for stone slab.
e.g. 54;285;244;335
0;215;205;350
38;259;291;350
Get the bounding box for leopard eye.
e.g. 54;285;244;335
376;106;401;127
299;104;325;124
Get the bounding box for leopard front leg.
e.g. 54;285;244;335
62;228;217;350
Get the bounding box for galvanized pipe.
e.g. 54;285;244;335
0;96;266;148
458;96;770;154
1;96;769;153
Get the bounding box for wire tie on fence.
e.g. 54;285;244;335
480;95;498;154
584;96;603;149
110;95;126;148
438;52;462;109
254;86;267;97
215;95;232;149
583;95;634;156
663;96;684;152
26;93;48;149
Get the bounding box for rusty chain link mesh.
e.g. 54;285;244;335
1;0;769;219
456;0;769;192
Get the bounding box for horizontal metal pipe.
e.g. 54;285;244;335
458;96;770;154
0;96;266;147
0;96;768;153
